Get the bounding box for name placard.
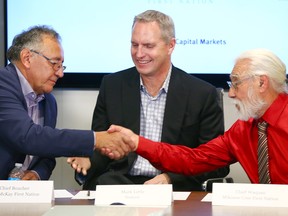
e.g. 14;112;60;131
0;180;53;203
212;183;288;207
94;184;172;206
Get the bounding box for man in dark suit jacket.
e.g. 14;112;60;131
81;10;229;191
0;25;134;180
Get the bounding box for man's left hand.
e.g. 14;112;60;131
144;173;171;184
67;157;91;175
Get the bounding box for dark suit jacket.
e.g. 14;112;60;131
84;66;229;191
0;64;94;180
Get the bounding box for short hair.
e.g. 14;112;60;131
236;49;287;93
7;25;61;62
132;10;175;44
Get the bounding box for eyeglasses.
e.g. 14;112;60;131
227;76;253;90
30;49;66;71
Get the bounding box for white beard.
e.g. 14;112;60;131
232;88;267;121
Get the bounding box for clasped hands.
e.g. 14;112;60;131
67;125;138;175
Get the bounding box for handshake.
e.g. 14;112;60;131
67;125;139;175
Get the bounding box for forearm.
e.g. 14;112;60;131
136;136;229;176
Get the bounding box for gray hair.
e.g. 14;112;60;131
236;49;287;93
132;10;175;44
7;25;61;62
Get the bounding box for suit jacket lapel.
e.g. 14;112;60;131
43;94;57;127
122;69;141;167
122;69;141;134
29;94;56;169
162;67;188;143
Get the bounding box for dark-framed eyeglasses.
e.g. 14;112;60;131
30;49;66;71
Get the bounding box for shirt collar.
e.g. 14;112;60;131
140;65;172;94
15;65;45;104
259;93;288;126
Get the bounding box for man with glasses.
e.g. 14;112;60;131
73;48;288;184
29;49;67;71
0;25;134;180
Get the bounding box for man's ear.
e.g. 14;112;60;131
259;81;264;87
259;75;268;92
168;38;176;55
20;48;32;68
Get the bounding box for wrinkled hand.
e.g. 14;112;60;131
100;125;139;159
96;130;136;160
144;173;171;185
67;157;91;175
21;170;40;180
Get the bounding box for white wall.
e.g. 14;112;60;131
50;89;250;189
